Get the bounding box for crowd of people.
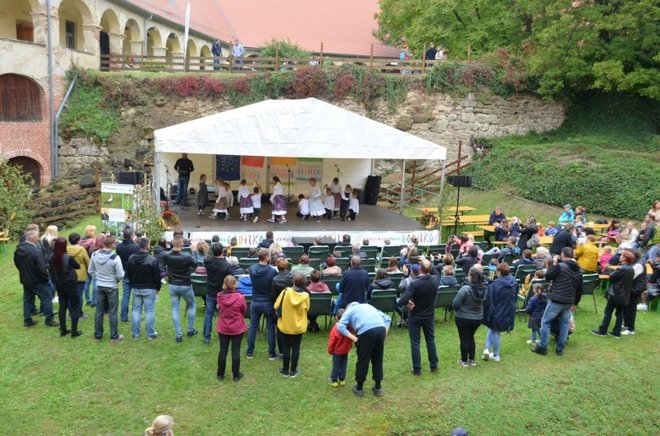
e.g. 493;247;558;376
13;198;660;397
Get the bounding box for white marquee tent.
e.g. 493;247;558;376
153;98;447;209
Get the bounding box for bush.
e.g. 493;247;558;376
287;67;328;99
59;79;119;142
0;159;32;239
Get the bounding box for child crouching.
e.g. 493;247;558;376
328;308;353;387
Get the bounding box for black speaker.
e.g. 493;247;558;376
447;175;472;188
118;171;144;185
363;175;381;205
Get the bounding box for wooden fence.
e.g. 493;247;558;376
27;187;99;226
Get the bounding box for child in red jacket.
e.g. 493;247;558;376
217;276;247;382
328;308;353;387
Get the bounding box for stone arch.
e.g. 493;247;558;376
186;38;197;59
8;156;42;188
146;27;163;57
0;0;36;41
166;32;181;57
58;0;93;51
0;73;42;122
200;45;212;70
99;8;120;34
122;18;141;56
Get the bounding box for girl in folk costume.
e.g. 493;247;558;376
197;174;209;216
211;180;230;220
323;186;334;220
268;176;287;223
308;178;325;222
237;179;254;221
330;177;342;219
250;181;262;223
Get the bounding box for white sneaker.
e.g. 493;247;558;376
482;349;490;361
526;340;534;344
491;354;500;362
636;304;648;311
621;330;635;336
267;218;275;223
280;218;287;223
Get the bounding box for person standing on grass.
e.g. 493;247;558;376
337;302;391;397
144;415;175;436
397;259;440;375
174;153;194;205
203;243;233;344
246;248;279;359
217;275;247;382
592;250;635;338
274;273;310;378
452;267;487;367
532;247;582;356
327;308;353;387
116;228;139;323
482;262;518;362
127;237;161;340
163;236;198;343
88;235;124;343
338;255;370;309
621;249;646;335
66;232;90;319
549;223;576;256
49;237;82;338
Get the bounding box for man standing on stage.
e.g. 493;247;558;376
174;153;194;205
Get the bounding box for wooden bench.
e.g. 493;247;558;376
462;230;484;237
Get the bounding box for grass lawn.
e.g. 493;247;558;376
0;216;658;434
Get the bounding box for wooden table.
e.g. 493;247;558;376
421;206;476;215
479;225;495;233
587;223;609;231
539;236;553;246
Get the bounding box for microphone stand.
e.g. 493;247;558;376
286;165;293;204
335;165;343;178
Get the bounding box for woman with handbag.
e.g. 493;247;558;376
274;272;309;378
592;250;635;338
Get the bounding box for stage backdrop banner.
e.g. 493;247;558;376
241;156;265;168
295;158;323;182
240;156;265;183
271;157;297;187
216;155;241;181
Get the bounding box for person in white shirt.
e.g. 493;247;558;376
348;190;360;221
268;176;287;223
250;183;262;223
296;194;310;220
330;177;342;219
308;178;325;222
323;187;335;220
237;179;253;221
211;180;230;220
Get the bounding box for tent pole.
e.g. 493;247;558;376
154;152;162;213
437;159;446;235
399;159;406;214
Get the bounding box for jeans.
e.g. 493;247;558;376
23;282;53;325
408;315;438;372
354;326;386;388
539;300;572;352
95;286;119;339
597;299;625;336
624;294;641;332
455;317;481;361
330;353;348;382
84;275;97;305
531;329;539;342
278;331;303;373
58;286;80;333
121;276;132;322
75;281;85;317
169;284;196;338
246;300;276;356
176;175;190;204
203;294;218;342
484;328;501;357
218;333;243;378
132;288;157;338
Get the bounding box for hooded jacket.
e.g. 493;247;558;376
367;278;396;300
88;249;124;288
606;264;634;305
274;286;310;335
575;242;599;272
271;270;294;300
126;251;161;291
525;292;548;319
66;244;89;282
49;254;80;291
544;260;583;305
249;263;277;302
216;290;247;335
163;250;197;286
452;283;487;320
204;256;233;299
14;241;50;287
483;274;518;331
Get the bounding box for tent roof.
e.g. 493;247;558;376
154;98;446;160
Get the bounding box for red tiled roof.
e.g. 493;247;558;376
124;0;398;57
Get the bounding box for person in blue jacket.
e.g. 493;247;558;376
482;262;518;362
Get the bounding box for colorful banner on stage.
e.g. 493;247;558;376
240;156;265;183
270;157;322;186
271;157;297;187
294;158;323;181
241;156;265;168
216;155;241;181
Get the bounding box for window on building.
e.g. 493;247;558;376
0;74;42;122
16;22;34;42
65;20;75;49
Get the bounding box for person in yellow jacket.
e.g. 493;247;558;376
67;232;90;318
274;272;310;378
575;234;599;273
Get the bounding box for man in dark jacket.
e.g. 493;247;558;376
14;229;58;327
339;256;370;309
532;247;583;356
398;260;440;375
126;237;161;340
549;224;576;256
203;243;233;344
116;228;139;322
246;248;278;359
163;236;198;342
257;231;274;249
174;153;194;205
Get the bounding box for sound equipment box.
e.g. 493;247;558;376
446;175;472;188
118;171;144;185
363;175;382;205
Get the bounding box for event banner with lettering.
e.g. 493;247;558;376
294;158;323;181
100;183;134;225
240;156;265;183
270;157;297;187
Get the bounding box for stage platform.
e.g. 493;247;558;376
167;202;440;247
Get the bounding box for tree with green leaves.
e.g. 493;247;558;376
0;159;33;240
376;0;660;99
259;39;311;59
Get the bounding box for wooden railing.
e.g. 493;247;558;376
27;187;99;226
100;53;451;75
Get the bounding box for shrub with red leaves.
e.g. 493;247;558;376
287;67;328;99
